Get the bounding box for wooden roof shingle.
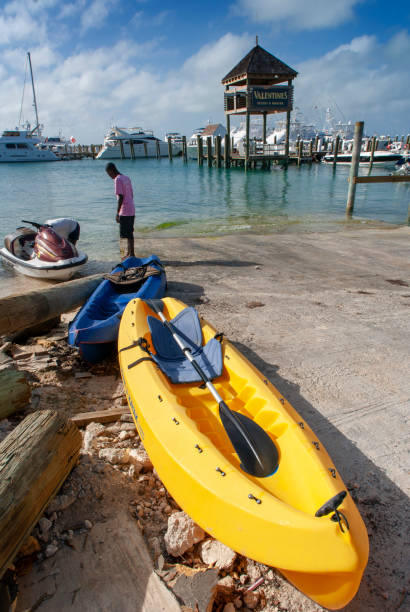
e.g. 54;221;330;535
222;44;297;84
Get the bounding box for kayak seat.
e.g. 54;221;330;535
148;307;223;384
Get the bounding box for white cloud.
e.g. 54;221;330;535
232;0;363;30
294;34;410;135
80;0;117;32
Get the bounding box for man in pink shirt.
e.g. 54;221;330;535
105;162;136;258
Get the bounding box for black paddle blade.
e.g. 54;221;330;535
219;402;279;478
145;298;164;313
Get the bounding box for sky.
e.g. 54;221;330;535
0;0;409;143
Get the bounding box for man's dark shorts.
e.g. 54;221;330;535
119;215;134;239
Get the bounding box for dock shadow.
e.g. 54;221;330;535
162;258;259;268
165;281;205;305
232;341;409;612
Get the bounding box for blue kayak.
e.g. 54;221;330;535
68;255;166;362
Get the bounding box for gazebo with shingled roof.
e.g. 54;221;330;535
222;39;298;162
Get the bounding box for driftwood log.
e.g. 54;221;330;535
0;364;31;420
0;274;102;336
0;410;81;579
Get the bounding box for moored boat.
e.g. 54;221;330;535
118;297;369;610
323;150;403;166
68;255;166;362
96;126;180;159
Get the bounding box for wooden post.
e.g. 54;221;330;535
333;135;340;168
309;139;313;157
297;140;303;166
129;139;135;160
119;139;125;159
224;134;230;168
0;274;103;336
346;121;364;216
314;135;319;152
143;142;148;158
245;111;250;169
215;135;221;168
156;139;160;159
0;365;31;420
368;136;376;175
0;410;81;579
182;135;187;162
262;112;267;145
167;137;173;161
206;136;212;167
284;79;291;165
197;135;203;166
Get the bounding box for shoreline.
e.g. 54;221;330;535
3;224;409;610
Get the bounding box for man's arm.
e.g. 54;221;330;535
116;195;123;222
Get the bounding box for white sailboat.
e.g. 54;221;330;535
0;52;58;163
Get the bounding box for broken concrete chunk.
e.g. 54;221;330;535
128;447;153;473
199;538;237;571
164;511;205;556
98;448;130;465
83;422;106;452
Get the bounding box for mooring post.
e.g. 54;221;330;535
346;121;364;216
156;139;160;159
119;139;125;159
297;140;303;166
215;135;221;168
129;139;135;160
197;135;203;166
206;136;212;167
182;136;187;161
168;137;173;162
224;134;230;168
368;136;376;175
332;135;340;169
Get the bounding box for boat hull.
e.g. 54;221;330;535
96;141;179;159
69;255;166;362
118;298;369;610
323;152;403;166
0;248;87;280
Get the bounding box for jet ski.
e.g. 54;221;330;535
0;219;87;280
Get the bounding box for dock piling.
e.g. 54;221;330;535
167;137;173;161
346;121;364;216
206;136;212;167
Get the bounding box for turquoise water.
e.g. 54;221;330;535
0;157;408;289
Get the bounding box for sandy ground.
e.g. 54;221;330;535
2;225;410;611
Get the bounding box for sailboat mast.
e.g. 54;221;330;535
27;52;40;135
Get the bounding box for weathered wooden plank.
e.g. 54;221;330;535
70;407;128;427
352;175;410;183
0;274;102;336
0;364;31;420
0;411;81;579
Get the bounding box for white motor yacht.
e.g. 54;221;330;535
323;150;404;166
96;126;178;159
0;129;58;162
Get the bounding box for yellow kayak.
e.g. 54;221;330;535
118;297;368;609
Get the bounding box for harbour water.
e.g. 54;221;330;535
0;158;408;293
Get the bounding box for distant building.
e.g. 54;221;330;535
201;124;227;139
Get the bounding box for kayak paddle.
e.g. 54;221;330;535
145;299;279;478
